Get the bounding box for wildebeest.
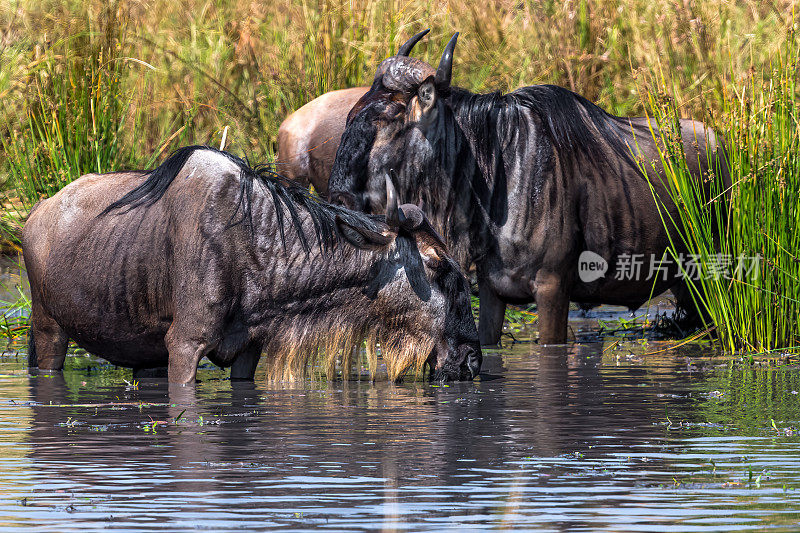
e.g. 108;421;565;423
23;145;481;384
277;87;369;194
328;32;730;346
275;30;432;195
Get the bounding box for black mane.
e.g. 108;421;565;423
447;84;638;177
101;145;382;252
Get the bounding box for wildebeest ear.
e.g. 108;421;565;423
336;215;393;249
397;203;425;231
415;78;437;118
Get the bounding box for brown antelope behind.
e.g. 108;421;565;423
276;30;431;196
276;87;369;195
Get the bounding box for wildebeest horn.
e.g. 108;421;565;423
398;204;424;230
397;28;430;57
435;32;458;88
385;174;400;228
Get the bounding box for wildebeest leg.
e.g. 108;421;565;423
28;303;68;371
671;282;707;331
165;323;213;385
535;272;570;344
478;283;506;347
230;343;262;381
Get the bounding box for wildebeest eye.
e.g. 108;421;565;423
423;256;442;270
382;100;407;120
330;191;356;210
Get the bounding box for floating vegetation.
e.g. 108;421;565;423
0;284;29;342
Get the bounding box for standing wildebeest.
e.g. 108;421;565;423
276;30;431;194
23;146;481;384
277;87;368;194
328;32;730;346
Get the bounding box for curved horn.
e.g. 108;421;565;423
435;32;459;87
385;173;400;228
397;28;430;57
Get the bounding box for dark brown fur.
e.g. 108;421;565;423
328;35;731;346
23;146;481;384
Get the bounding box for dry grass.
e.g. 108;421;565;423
0;0;793;179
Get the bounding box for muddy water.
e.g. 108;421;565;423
0;264;800;531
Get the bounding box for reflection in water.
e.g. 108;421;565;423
0;329;800;531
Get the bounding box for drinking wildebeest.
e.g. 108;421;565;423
276;31;431;194
328;32;731;346
23;145;481;384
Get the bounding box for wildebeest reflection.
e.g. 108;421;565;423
23;145;481;384
18;349;707;530
328;32;731;346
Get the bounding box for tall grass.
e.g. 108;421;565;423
0;2;199;211
1;0;791;181
642;22;800;353
2;17;129;203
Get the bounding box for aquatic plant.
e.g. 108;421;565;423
641;21;800;353
0;285;29;341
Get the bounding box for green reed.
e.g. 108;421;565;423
641;24;800;353
0;286;30;342
0;2;198;216
1;5;130;207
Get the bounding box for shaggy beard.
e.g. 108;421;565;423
261;317;435;382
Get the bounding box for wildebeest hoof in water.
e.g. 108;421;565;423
28;367;62;377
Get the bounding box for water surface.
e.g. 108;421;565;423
1;315;800;532
1;259;799;531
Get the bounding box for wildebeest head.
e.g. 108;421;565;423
336;176;481;382
329;31;461;215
